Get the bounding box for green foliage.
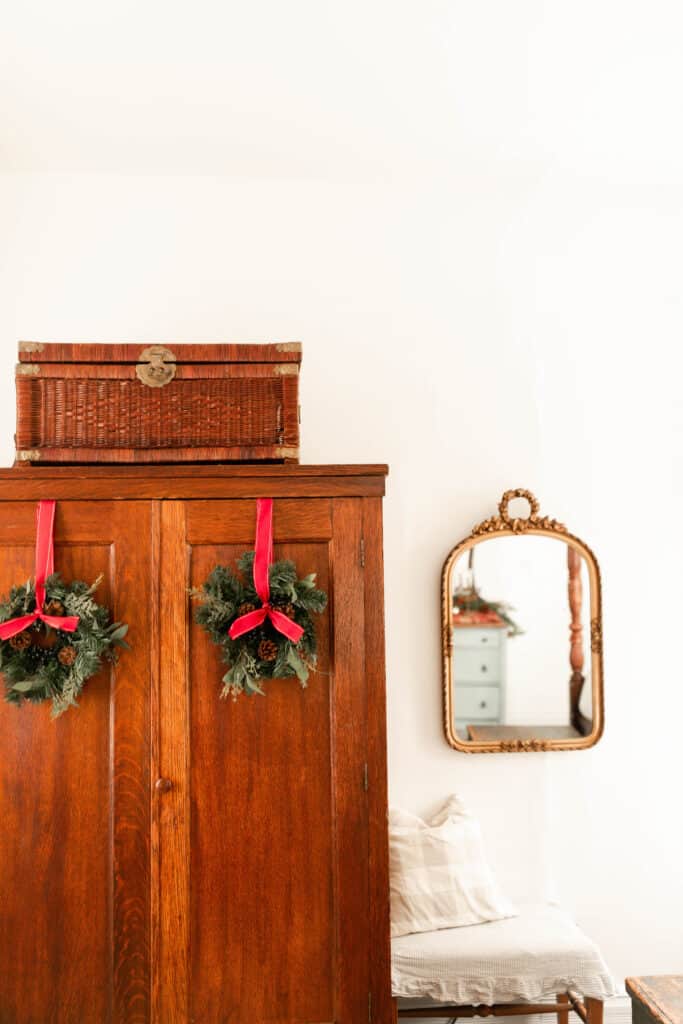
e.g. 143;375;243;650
0;573;129;718
192;552;327;699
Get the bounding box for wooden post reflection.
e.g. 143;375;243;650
568;545;591;736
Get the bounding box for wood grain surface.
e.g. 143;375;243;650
627;977;683;1024
18;342;302;364
0;501;152;1024
0;471;391;1024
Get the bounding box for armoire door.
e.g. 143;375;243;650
0;501;153;1024
155;497;374;1024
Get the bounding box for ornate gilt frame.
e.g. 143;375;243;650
441;489;604;753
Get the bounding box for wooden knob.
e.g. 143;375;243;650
155;777;173;793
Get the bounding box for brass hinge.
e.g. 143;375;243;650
18;341;45;354
16;449;41;461
273;364;299;376
16;363;40;376
274;341;302;354
363;763;369;792
359;537;365;568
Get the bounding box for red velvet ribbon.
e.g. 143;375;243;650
0;500;80;641
228;498;304;643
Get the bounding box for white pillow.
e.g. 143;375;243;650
389;794;517;938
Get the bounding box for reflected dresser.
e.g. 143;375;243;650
452;622;507;739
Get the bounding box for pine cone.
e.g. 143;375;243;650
44;599;65;617
57;645;77;667
33;625;57;650
257;638;278;663
275;602;296;621
237;602;257;616
8;630;32;651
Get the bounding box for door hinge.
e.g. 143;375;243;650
363;762;369;792
359;537;365;568
369;990;372;1022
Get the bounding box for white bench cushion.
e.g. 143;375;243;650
392;903;616;1005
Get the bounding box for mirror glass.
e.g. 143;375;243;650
442;493;603;752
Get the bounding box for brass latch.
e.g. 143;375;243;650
135;345;177;388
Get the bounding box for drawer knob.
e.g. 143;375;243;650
481;665;488;673
480;701;487;709
155;777;173;793
481;637;488;643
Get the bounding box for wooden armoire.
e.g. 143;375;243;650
0;464;391;1024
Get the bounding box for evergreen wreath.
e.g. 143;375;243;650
0;573;129;717
192;551;327;698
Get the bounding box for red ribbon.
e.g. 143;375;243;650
0;500;80;641
228;498;304;644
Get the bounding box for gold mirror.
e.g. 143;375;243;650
442;489;604;753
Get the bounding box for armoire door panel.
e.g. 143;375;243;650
184;497;333;544
189;537;333;1024
156;497;370;1024
0;502;153;1024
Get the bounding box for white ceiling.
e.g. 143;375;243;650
1;0;682;181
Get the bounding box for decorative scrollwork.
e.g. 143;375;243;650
499;738;551;752
471;488;566;536
590;617;602;654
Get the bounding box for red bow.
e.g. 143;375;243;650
0;500;80;641
228;498;304;643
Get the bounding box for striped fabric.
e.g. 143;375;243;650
389;795;517;938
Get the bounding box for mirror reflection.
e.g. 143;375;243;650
450;535;593;743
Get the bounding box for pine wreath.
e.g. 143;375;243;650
192;551;327;698
0;573;129;717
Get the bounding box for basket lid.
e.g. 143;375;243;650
17;342;302;364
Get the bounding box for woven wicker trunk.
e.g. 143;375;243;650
15;342;301;465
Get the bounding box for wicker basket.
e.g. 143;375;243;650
15;342;301;464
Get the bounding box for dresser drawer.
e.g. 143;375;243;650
452;627;503;650
456;686;501;721
452;647;501;681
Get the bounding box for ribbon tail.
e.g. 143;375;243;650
34;500;57;611
269;608;304;643
229;607;268;640
253;498;274;604
0;613;39;641
40;614;80;633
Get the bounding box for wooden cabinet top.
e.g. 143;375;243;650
0;464;388;499
627;978;683;1024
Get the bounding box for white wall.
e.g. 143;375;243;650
2;0;683;987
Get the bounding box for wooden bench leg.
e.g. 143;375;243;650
586;999;604;1024
557;993;570;1024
